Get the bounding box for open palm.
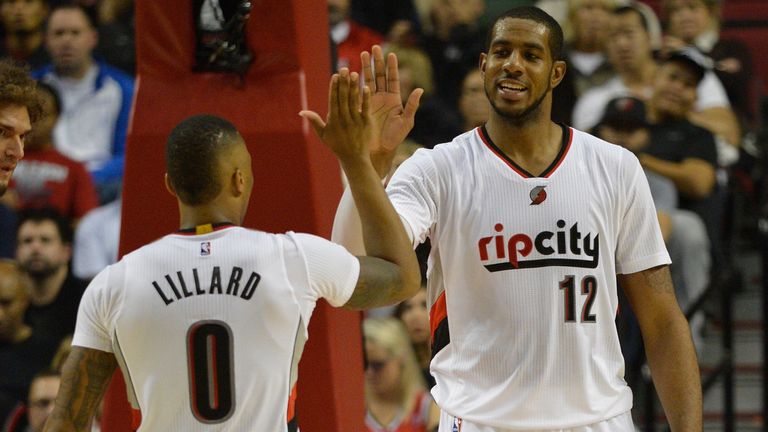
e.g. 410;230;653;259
362;46;423;174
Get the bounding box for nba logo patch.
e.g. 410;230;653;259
452;417;462;432
200;241;211;256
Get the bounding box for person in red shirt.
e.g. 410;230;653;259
9;81;98;221
329;0;384;73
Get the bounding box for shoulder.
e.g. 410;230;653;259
96;62;134;91
570;127;634;162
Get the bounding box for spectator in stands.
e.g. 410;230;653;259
0;0;50;68
422;0;487;107
363;317;439;432
350;0;421;46
3;369;60;432
594;95;711;351
15;208;88;343
10;82;98;221
393;287;435;388
643;48;720;240
34;4;134;204
329;0;384;73
457;68;488;132
0;260;59;425
72;197;121;280
551;0;616;124
24;370;60;432
662;0;755;127
388;45;461;148
572;4;741;156
93;0;135;75
0;59;41;198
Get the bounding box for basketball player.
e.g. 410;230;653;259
43;113;420;430
307;7;702;432
0;60;40;197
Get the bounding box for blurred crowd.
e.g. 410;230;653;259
0;0;765;430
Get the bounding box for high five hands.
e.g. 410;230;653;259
300;45;423;177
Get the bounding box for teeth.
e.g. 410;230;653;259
500;83;525;91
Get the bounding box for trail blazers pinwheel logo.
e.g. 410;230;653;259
530;185;547;205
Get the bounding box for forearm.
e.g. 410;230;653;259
332;186;367;255
688;108;741;148
643;314;702;431
640;155;714;198
340;157;420;299
44;347;117;432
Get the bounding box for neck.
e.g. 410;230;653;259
178;203;241;231
572;39;603;53
619;61;656;88
4;31;43;56
29;265;68;306
647;106;678;124
58;59;94;80
485;105;561;160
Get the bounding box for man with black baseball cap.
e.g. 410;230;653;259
596;93;713;356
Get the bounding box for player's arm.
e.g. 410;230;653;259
619;265;702;431
300;65;420;309
44;346;118;432
330;45;422;257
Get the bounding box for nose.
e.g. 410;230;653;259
502;51;524;74
5;135;24;160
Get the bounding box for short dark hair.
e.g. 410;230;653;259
485;6;564;61
166;115;242;206
47;4;96;30
0;60;43;123
35;80;61;116
614;5;649;32
16;207;73;244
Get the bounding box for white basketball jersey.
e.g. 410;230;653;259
387;126;670;429
73;226;359;431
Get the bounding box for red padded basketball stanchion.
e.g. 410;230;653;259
104;1;365;430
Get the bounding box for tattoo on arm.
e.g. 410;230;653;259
641;265;675;294
46;347;118;431
344;257;402;310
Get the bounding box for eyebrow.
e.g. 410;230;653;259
0;121;31;135
490;39;546;52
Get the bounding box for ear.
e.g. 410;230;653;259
231;168;245;197
164;173;178;197
479;53;487;80
550;60;566;88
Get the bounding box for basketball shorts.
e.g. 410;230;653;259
438;410;634;432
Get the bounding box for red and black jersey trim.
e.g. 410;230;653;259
478;124;572;178
175;222;237;235
429;292;450;359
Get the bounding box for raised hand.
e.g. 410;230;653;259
300;68;372;166
361;45;423;176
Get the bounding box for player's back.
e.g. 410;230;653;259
101;226;309;431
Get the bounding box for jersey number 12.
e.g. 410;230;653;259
559;275;597;323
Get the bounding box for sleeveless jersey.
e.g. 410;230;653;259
387;126;670;429
72;226;359;431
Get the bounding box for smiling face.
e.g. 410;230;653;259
480;17;564;125
0;103;30;195
650;61;698;119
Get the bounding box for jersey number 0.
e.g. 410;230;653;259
187;320;236;423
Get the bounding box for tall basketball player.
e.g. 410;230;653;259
0;60;40;197
308;6;702;432
44;113;420;430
